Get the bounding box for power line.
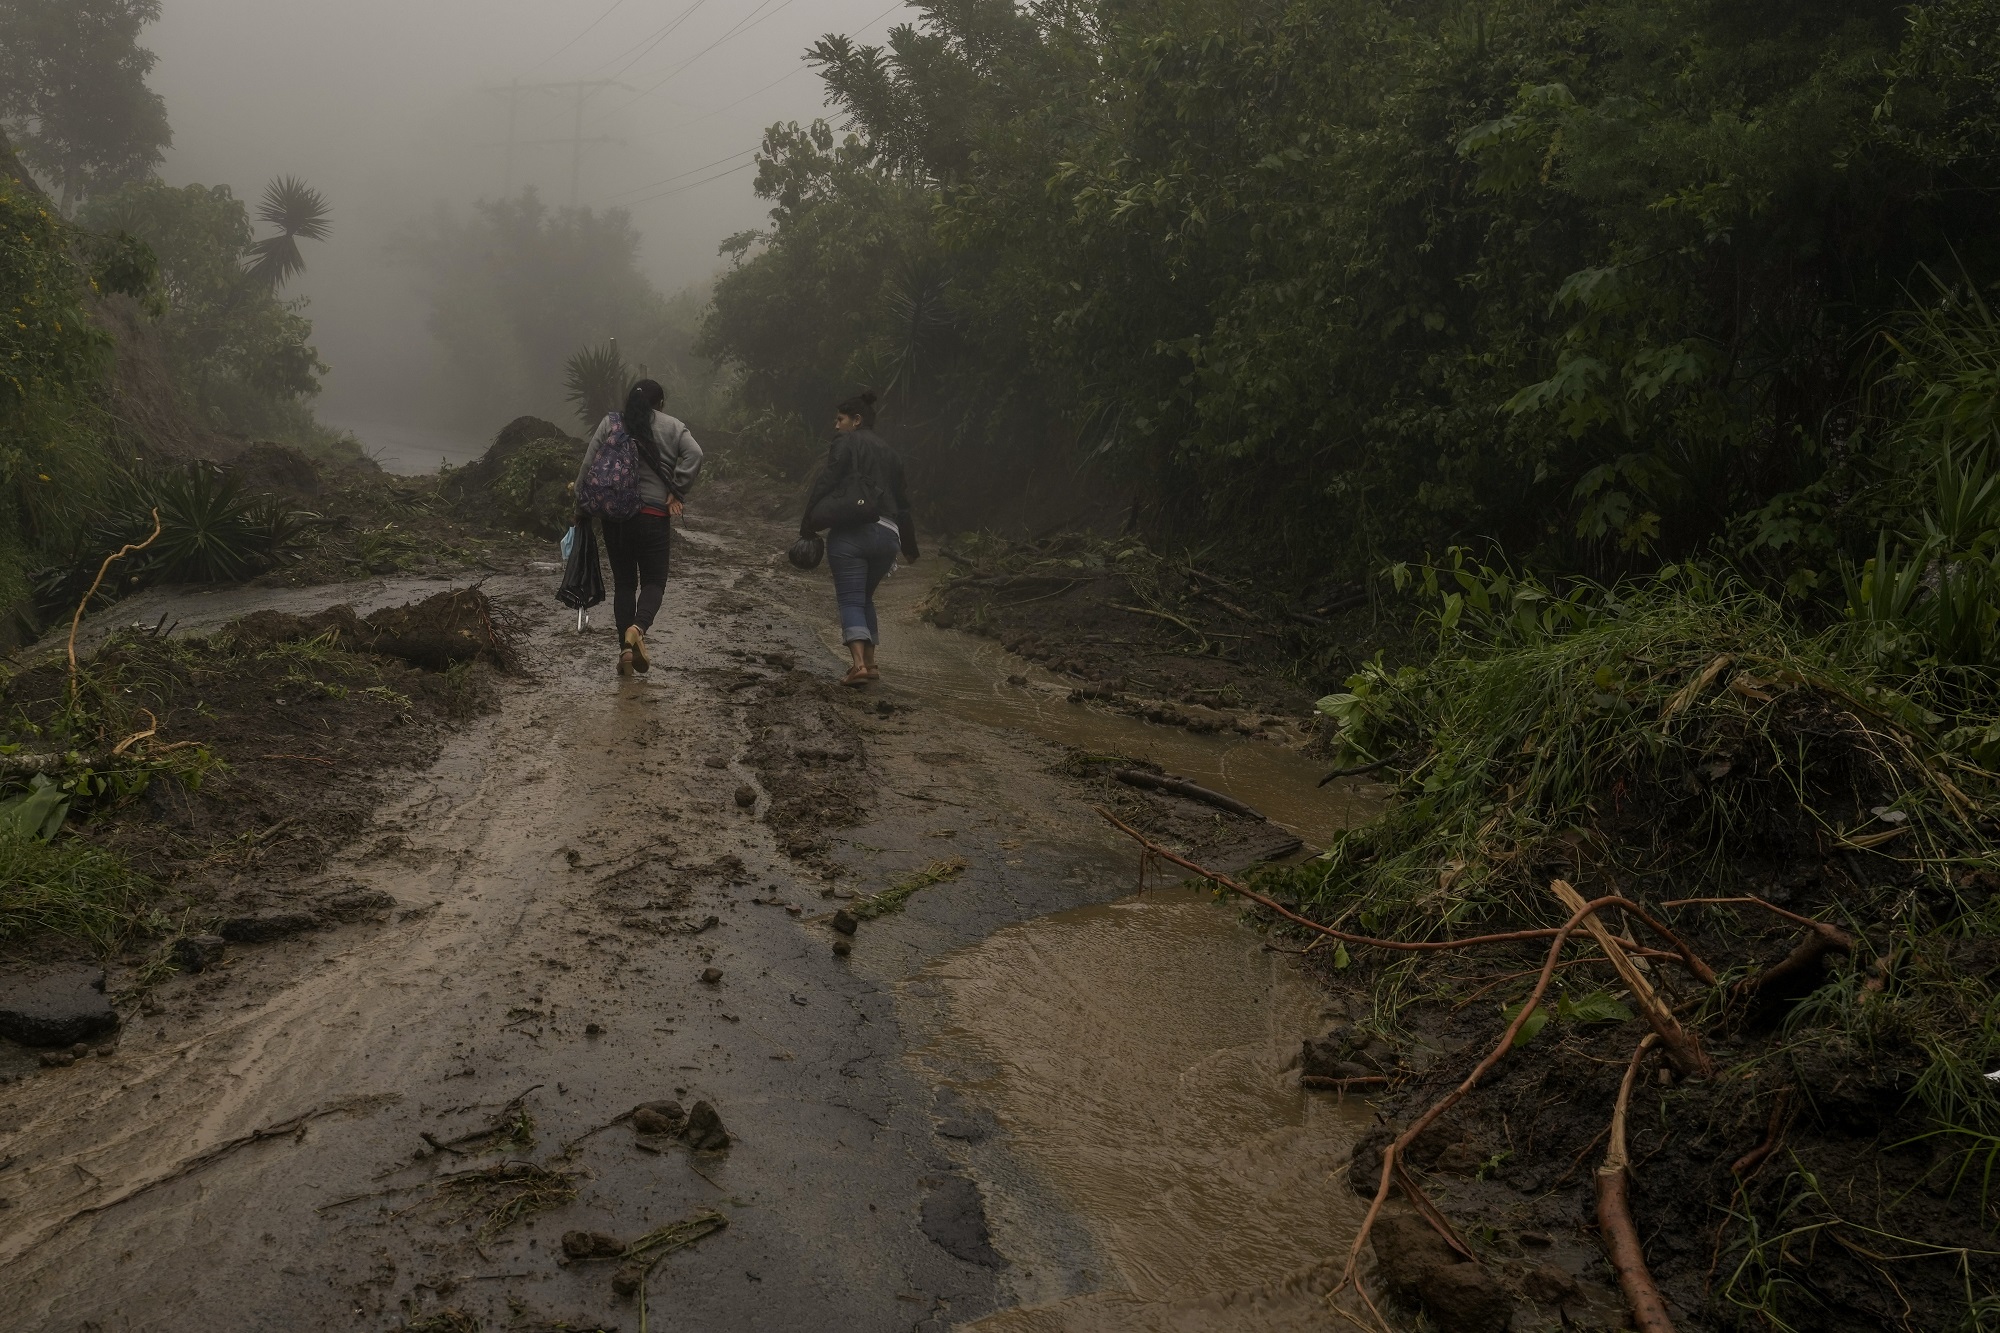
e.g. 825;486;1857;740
602;0;800;122
625;159;758;207
610;147;758;201
597;0;710;80
686;63;810;126
522;0;628;77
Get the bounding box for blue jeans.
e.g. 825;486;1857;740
827;522;900;644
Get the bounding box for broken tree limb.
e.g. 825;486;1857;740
1093;807;1706;971
69;508;163;687
1338;895;1664;1310
1111;768;1266;820
1664;895;1853;1007
1551;879;1712;1078
1598;1034;1676;1333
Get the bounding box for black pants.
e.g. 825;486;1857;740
600;513;671;634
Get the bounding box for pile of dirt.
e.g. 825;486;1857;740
223;588;521;672
0;593;513;968
438;416;584;541
224;441;325;503
924;532;1396;737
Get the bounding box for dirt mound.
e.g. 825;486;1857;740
439;416;582;540
222;589;519;672
225;442;323;502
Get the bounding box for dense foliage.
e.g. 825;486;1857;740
704;0;2000;583
78;179;330;440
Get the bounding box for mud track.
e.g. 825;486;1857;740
0;510;1346;1332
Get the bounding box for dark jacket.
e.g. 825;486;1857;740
800;428;918;559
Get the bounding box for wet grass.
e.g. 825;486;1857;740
0;830;157;952
852;856;967;920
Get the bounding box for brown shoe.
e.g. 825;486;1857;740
625;625;650;673
618;649;635;677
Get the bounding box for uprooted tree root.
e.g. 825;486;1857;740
1096;805;2000;1331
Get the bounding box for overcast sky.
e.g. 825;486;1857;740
145;0;911;448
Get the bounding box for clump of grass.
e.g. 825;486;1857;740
852;856;967;919
0;830;156;953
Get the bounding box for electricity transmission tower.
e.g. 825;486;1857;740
482;79;624;204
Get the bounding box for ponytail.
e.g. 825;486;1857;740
622;378;665;445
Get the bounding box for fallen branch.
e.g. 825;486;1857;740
1338;896;1676;1313
69;508;163;689
110;710;159;757
1666;896;1853;1008
1552;879;1712;1078
21;1094;397;1255
1598;1034;1676;1333
1318;756;1396;786
1095;807;1712;978
1111;768;1266;820
1301;1074;1388;1091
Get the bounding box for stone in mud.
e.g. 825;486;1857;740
831;909;858;936
1301;1022;1357;1078
704;756;730;769
218;909;320;943
612;1265;644;1296
633;1103;684;1135
1370;1212;1512;1332
1520;1262;1578;1303
172;934;228;973
832;939;852;957
920;1174;1003;1267
39;1051;76;1068
316;887;398;920
562;1230;626;1260
683;1100;730;1152
734;784;757;808
700;967;723;985
0;967;118;1047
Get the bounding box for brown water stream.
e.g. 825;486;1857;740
905;887;1375;1331
802;569;1381;848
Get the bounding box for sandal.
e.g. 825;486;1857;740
839;665;870;687
618;649;636;677
625;625;650;673
863;667;880;680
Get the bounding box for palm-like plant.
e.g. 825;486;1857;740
244;176;331;290
564;343;630;428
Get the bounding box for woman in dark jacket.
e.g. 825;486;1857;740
800;391;917;685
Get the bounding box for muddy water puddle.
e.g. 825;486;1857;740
904;886;1373;1331
799;570;1376;847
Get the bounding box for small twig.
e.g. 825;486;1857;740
110;710;159;756
1598;1034;1675;1333
1732;1090;1791;1179
1301;1075;1388;1091
1319;757;1394;786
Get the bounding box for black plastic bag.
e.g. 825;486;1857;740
787;535;824;570
557;521;604;610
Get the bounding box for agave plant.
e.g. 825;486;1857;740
244;176;332;291
564;342;630;428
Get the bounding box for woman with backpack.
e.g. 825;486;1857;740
800;390;917;686
573;378;703;675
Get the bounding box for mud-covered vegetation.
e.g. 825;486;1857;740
0;589;515;965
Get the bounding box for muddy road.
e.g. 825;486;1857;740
0;510;1375;1332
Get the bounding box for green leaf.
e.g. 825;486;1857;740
1556;989;1634;1025
0;775;71;842
1500;999;1549;1047
1333;943;1352;970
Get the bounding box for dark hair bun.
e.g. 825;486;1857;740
859;390;878;406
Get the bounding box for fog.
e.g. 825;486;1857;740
144;0;909;465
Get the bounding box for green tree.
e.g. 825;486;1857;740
80;179;328;437
0;0;171;211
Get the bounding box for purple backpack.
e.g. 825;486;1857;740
576;413;643;520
